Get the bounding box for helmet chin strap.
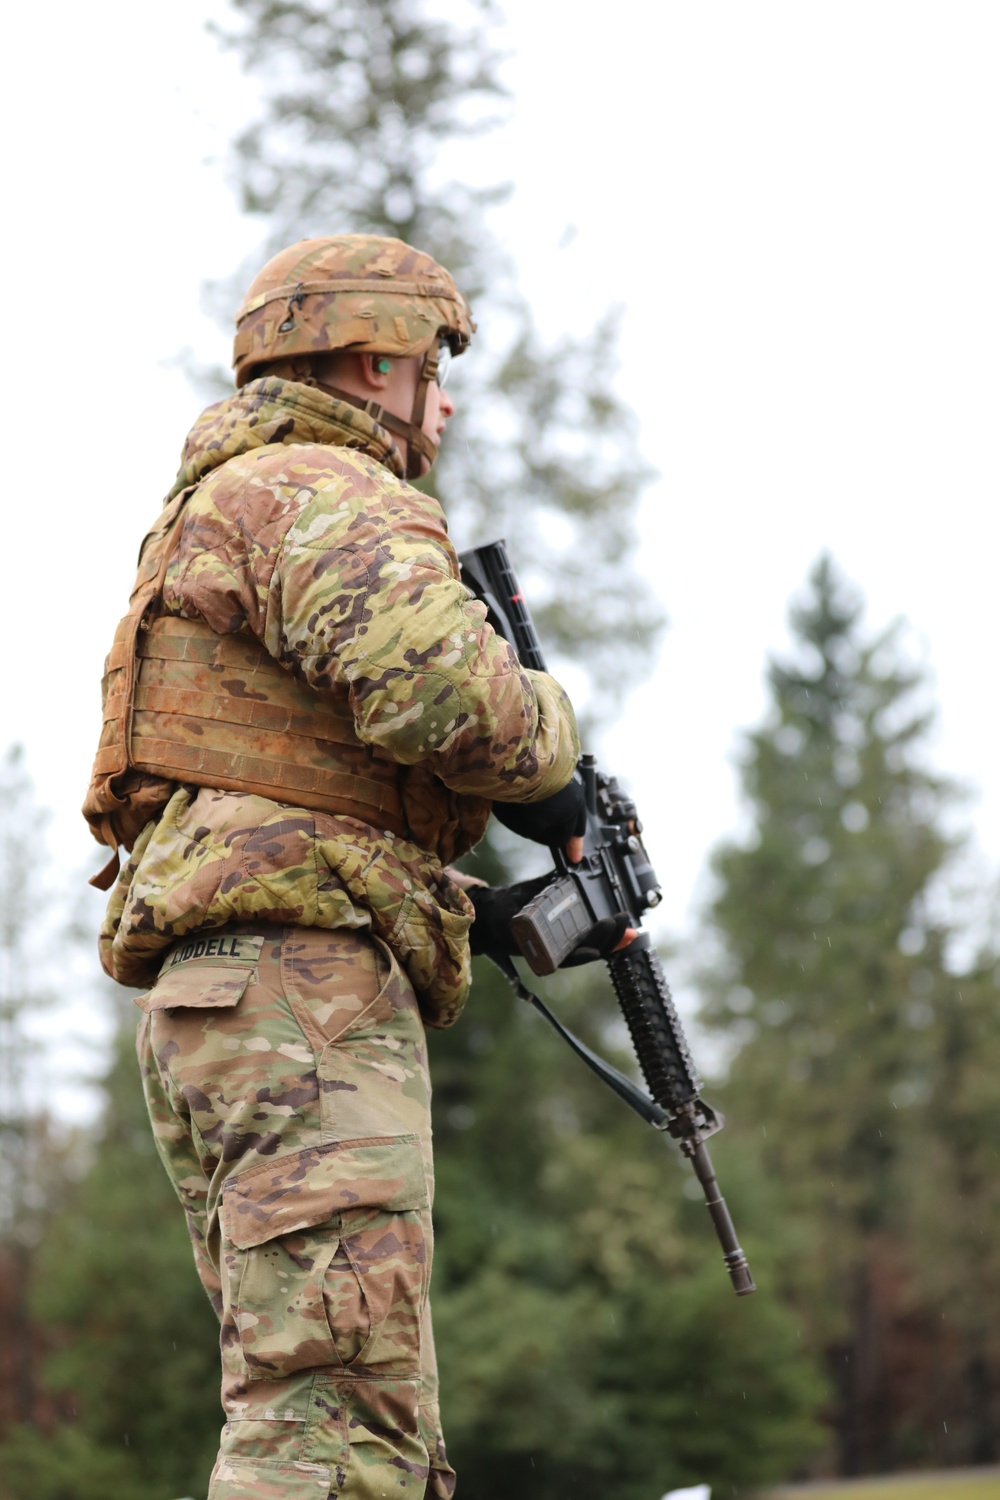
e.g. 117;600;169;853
283;346;441;482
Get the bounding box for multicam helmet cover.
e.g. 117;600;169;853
233;234;474;388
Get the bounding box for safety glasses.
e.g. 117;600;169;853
435;341;453;388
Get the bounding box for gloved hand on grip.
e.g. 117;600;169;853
468;877;635;966
492;773;587;861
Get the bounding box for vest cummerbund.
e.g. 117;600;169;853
96;614;410;835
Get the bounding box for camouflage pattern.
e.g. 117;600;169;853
96;364;582;1498
99;376;579;1028
138;923;456;1499
233;235;474;388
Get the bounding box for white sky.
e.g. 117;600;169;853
3;1;999;1114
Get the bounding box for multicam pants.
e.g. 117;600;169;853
136;924;456;1500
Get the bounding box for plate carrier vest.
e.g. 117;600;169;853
83;485;422;890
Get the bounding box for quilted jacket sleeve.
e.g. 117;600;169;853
266;471;580;804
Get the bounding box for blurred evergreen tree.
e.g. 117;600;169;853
0;746;49;1431
430;954;826;1497
699;555;1000;1476
210;0;661;703
894;939;1000;1464
19;1027;220;1500
0;747;73;1441
0;750;212;1497
0;1423;146;1500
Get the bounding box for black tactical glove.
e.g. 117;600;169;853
491;773;586;852
468;877;633;967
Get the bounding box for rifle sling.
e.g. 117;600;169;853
485;951;668;1130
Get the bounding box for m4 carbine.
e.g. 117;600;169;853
459;539;755;1298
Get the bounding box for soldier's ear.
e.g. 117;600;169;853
359;353;392;389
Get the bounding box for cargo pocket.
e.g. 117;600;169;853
208;1456;330;1499
135;934;265;1014
134;965;254;1013
221;1136;430;1382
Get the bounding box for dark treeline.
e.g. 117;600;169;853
3;3;1000;1496
699;558;1000;1478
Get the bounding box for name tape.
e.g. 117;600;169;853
164;934;266;971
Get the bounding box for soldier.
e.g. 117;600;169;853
83;235;630;1500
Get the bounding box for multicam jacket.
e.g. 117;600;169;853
94;378;579;1027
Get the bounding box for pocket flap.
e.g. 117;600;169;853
209;1458;330;1499
134;965;253;1013
222;1136;428;1249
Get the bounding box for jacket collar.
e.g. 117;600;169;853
167;376;407;500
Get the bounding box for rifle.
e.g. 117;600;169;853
459;539;755;1297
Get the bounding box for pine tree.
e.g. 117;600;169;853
699;555;1000;1476
0;747;57;1433
428;951;825;1499
13;1027;221;1500
0;747;217;1498
0;751;157;1497
894;944;1000;1463
210;0;660;702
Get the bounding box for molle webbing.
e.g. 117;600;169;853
83;490;193;884
98;616;409;833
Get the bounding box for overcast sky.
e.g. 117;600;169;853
4;1;999;1114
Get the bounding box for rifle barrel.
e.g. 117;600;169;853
685;1138;757;1296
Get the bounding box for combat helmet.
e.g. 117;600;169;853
233;234;474;479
